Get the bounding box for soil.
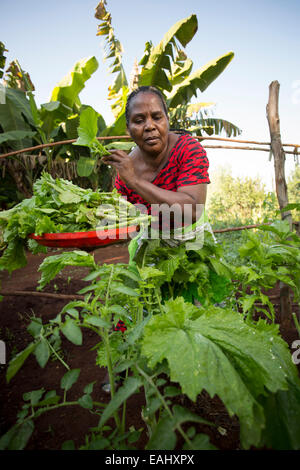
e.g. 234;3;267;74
0;242;299;451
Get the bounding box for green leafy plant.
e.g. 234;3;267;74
0;172;150;273
2;224;300;450
234;220;300;323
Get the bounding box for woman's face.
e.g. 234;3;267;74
127;92;169;156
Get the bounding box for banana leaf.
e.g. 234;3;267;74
50;56;99;109
0;88;35;150
166;51;234;108
139;14;198;91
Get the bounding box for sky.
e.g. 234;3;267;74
1;0;299;191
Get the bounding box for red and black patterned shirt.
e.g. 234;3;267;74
114;133;210;213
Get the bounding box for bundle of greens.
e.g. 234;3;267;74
0;172;150;273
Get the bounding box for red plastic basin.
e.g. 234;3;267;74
28;225;139;248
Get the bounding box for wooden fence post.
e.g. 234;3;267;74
266;80;293;328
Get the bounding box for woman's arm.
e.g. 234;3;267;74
102;150;207;223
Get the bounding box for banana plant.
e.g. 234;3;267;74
96;8;241;137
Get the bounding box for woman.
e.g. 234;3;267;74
101;86;211;391
102;86;210;249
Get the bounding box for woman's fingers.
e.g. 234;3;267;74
102;149;128;165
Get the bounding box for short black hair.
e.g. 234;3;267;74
125;86;168;126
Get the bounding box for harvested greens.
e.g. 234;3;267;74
0;172;150;273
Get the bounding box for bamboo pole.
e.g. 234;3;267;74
0;135;299;159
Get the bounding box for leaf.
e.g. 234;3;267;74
0;129;36;144
166;51;234;108
50;56;98;108
0;239;27;274
6;342;36;383
105;141;134;151
4;420;35;450
99;377;142;427
84;316;111;329
23;389;45;405
141;298;295;449
172;404;213;427
78;394;93;410
38;251;95;290
60;369;81;391
61;319;82;345
146;415;176;450
112;284;139;297
0;88;35;150
107;305;130;317
76;156;96;177
183;433;217;450
34;338;50;368
139;15;198;91
73;106;98;147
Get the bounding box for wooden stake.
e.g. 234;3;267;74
266;81;292;227
266;81;293;328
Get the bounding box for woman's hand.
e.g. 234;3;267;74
102;150;137;188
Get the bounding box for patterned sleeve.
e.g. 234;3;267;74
176;136;210;187
114;173;129;197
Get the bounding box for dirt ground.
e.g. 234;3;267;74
0;242;299;451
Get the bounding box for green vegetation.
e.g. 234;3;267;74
0;9;240;205
0;172;150;273
1;217;300;450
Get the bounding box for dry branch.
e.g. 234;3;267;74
0;290;85;300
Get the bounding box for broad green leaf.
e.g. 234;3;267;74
6;342;36;383
76;156;96;177
139;15;198;91
61;369;81;391
166;51;234;108
0;240;27;274
61;319;82;345
39;100;73;137
38;251;95;290
259;379;300;450
99;377;142;427
141;298;295;449
0;88;35;150
73;106;98;147
50;56;98;109
0;129;36;144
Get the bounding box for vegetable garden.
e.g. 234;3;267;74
1;3;300;452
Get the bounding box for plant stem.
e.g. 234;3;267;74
292;312;300;338
136;364;193;449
